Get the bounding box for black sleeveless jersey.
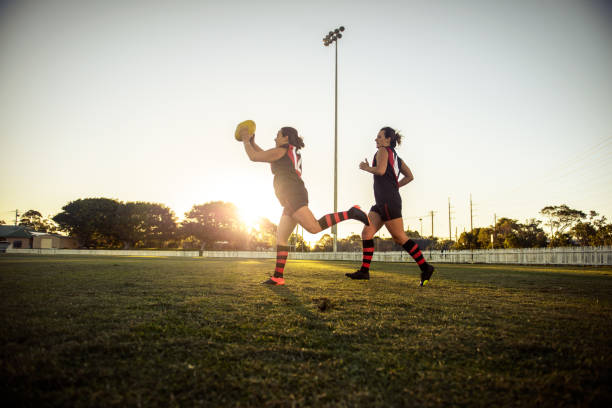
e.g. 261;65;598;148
271;145;304;188
372;147;403;203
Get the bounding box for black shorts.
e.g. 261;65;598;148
274;182;309;217
370;200;402;222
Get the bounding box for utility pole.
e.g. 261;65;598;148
448;197;452;241
419;218;423;237
14;209;19;226
430;210;435;238
493;213;497;249
469;193;473;232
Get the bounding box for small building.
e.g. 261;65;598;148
0;225;33;249
31;232;79;249
0;225;78;250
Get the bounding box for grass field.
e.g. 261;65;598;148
1;254;611;407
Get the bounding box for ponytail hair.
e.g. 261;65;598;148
380;126;402;148
281;126;305;150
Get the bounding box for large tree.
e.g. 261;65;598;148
515;219;548;248
596;224;612;246
113;202;177;249
337;234;362;252
456;229;480;249
313;234;334;252
181;201;244;250
477;227;494;249
487;218;547;249
19;210;58;233
571;212;612;247
248;217;277;250
289;232;309;252
53;198;122;247
540;205;586;237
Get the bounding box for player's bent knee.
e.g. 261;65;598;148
391;235;405;244
362;226;376;240
304;224;322;234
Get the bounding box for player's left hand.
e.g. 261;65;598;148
359;158;369;171
240;127;254;142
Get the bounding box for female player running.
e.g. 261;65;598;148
240;125;370;285
346;127;435;286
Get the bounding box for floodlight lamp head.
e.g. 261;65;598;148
334;29;339;34
337;33;342;39
339;26;345;32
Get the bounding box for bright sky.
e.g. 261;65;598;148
1;0;611;244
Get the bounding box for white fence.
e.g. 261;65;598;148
4;247;612;266
423;246;612;266
5;248;200;257
203;247;612;266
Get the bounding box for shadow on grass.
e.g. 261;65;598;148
264;285;334;333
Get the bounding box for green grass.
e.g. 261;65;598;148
1;254;611;407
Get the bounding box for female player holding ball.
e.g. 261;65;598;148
239;124;370;286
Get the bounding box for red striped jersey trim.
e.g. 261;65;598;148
287;145;302;177
386;147;400;187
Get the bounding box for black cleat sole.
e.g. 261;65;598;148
346;270;370;280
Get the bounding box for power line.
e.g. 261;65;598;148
479;135;612;209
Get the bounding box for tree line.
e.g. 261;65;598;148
4;200;611;250
455;205;612;249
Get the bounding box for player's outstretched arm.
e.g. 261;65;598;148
242;133;286;163
249;134;264;152
398;161;414;188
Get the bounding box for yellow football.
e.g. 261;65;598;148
235;120;256;141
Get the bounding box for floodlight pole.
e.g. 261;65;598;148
333;38;338;253
323;26;345;253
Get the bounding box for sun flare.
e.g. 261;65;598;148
238;201;280;231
